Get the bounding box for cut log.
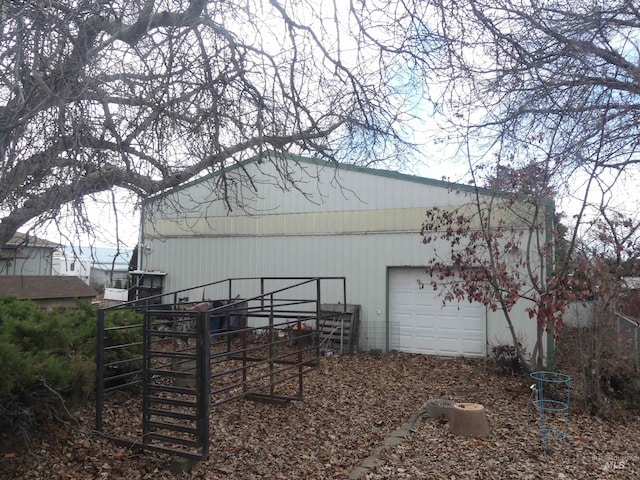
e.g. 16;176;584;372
449;403;490;438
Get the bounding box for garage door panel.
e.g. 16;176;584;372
414;327;436;338
438;337;461;347
389;268;486;357
439;326;460;334
393;292;414;305
462;327;484;336
414;305;440;315
462;339;484;350
393;312;414;321
414;312;435;322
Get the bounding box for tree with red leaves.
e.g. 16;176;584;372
422;155;640;374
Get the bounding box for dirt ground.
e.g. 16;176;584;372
2;353;639;479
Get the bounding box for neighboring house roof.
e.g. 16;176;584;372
0;276;97;300
92;247;131;270
56;246;132;270
1;233;60;259
5;232;60;248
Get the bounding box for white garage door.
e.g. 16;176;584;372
388;268;486;357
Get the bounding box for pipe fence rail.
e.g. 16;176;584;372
96;276;346;460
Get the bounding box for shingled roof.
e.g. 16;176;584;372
0;276;97;300
5;232;60;248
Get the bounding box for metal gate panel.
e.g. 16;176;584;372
141;310;210;460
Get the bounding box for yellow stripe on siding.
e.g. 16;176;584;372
144;208;428;238
143;203;537;239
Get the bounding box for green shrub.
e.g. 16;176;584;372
0;296;142;436
1;298;101;389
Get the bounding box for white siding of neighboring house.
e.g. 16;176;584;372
52;254;92;284
139;156;546;355
91;265;130;288
50;247;132;288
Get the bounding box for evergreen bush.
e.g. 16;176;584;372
0;296;142;439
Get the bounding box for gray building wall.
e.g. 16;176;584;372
140;155;543;353
0;245;54;276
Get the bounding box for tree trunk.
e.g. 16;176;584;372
501;308;535;373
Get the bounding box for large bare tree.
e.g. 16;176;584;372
0;0;431;246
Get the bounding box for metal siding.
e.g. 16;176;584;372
486;299;542;354
1;246;53;276
144;231;541;354
153;160;470;221
142;160;542;354
144;231;424;350
146;208;434;239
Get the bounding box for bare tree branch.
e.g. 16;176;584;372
0;0;426;246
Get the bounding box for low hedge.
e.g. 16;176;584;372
0;296;142;438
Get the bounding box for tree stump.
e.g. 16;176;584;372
450;403;490;438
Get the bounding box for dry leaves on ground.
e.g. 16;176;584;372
2;353;639;479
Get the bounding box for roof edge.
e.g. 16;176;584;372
142;150;555;209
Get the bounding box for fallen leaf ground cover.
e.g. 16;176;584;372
2;353;639;479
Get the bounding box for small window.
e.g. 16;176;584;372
70;262;75;271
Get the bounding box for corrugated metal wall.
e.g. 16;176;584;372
141;232;443;351
140;157;540;353
0;246;53;276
